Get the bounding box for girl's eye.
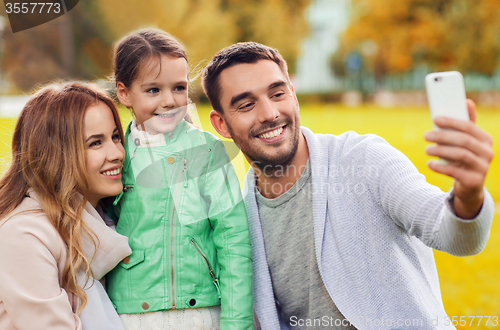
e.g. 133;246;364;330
174;85;186;92
112;134;121;143
146;88;159;94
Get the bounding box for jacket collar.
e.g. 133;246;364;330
129;118;189;148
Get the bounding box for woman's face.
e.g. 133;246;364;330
84;102;125;207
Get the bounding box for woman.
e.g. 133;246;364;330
0;82;131;330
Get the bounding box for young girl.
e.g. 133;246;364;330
106;29;253;330
0;82;131;330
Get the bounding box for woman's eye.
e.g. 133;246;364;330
89;140;101;148
146;88;159;94
112;134;121;143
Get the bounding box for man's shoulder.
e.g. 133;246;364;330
301;127;389;155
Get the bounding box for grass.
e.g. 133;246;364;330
1;104;498;328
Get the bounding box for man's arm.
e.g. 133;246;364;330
425;99;494;219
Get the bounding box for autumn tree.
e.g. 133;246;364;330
2;2;113;92
94;0;310;96
2;1;310;93
332;0;500;81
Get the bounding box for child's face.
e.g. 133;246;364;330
119;55;189;135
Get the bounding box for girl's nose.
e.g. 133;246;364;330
161;92;176;109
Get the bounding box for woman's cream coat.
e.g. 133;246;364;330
0;191;131;330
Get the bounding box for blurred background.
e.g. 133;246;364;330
0;0;499;328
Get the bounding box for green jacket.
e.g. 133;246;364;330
107;120;253;329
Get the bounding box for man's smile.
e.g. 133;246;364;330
256;125;286;143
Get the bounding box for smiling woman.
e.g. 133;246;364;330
84;101;126;207
0;82;131;330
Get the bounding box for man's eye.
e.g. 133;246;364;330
238;102;254;111
147;88;159;94
272;91;285;99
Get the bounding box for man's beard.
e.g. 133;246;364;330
226;119;300;178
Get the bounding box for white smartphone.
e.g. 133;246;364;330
425;71;469;131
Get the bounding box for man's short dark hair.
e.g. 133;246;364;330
202;42;290;113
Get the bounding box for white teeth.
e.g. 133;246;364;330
258;127;283;139
102;168;121;176
156;111;176;118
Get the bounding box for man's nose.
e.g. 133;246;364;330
257;98;279;123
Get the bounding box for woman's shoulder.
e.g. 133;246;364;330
0;197;65;256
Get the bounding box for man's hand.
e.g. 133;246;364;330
425;99;494;219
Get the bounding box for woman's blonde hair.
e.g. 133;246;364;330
0;82;124;312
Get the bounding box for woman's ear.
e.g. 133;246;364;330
116;82;132;108
210;110;232;139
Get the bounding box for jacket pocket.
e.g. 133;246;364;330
190;238;221;298
118;250;145;270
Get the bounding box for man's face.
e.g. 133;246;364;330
216;60;301;169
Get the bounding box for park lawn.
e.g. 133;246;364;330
0;104;498;329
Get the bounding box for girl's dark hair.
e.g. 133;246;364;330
113;28;187;88
113;28;193;124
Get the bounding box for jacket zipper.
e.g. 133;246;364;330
191;238;221;296
170;204;176;309
182;158;188;188
170;157;186;310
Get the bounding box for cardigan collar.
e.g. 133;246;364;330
243;126;329;330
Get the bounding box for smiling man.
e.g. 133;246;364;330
202;42;494;330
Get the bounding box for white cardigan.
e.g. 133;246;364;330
243;127;494;330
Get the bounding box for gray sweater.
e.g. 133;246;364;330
243;127;494;330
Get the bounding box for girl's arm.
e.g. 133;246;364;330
205;139;254;330
0;214;82;330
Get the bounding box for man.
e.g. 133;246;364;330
202;42;494;330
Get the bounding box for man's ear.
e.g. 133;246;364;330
116;82;132;108
290;83;299;108
210;110;232;139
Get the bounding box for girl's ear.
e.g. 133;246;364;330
116;82;132;108
210;110;232;139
